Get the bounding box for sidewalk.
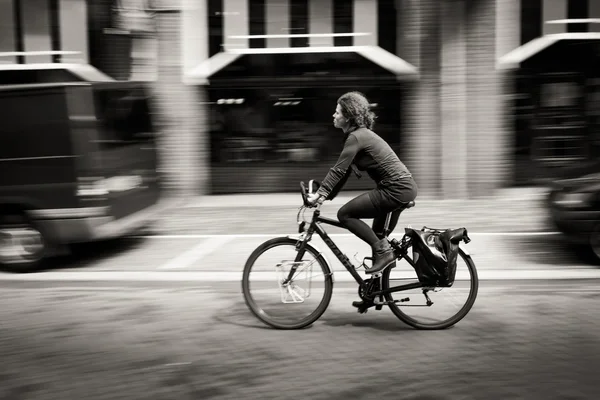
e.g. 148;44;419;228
156;187;556;234
181;187;549;208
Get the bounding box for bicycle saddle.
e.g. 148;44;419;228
400;201;415;210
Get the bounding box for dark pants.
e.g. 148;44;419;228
337;177;418;246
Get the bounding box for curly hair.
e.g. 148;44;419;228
337;91;376;130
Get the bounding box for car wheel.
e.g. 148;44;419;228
0;213;47;273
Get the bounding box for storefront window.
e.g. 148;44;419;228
208;86;402;165
208;51;403;169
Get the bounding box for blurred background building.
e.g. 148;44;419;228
1;0;600;198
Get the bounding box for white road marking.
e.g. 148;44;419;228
135;232;561;240
0;269;599;282
2;285;599;294
0;286;216;292
158;236;233;270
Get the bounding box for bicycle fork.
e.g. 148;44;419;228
280;231;313;285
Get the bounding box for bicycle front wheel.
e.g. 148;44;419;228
242;237;334;330
383;247;479;330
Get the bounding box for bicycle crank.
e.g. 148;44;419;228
353;297;411;314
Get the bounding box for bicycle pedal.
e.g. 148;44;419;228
353;302;372;314
375;304;383;311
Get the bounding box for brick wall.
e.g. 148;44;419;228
400;0;442;198
401;0;513;199
441;0;469;198
495;0;521;188
466;0;516;196
466;0;503;197
87;0;209;197
151;6;209;197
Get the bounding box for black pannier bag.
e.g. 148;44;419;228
404;226;471;287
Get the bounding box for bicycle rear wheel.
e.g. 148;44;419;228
242;237;334;330
383;247;478;330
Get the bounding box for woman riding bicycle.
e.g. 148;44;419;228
307;91;418;275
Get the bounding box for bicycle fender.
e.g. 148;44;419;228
459;243;473;257
286;235;335;283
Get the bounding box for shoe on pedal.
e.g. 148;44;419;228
364;238;395;274
352;300;368;308
352;300;372;313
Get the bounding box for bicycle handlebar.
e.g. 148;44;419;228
300;181;309;206
300;181;322;209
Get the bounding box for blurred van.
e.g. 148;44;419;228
0;63;166;272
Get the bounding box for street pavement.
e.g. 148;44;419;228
0;281;599;399
1;188;599;399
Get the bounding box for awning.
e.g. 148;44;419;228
0;61;115;82
186;52;242;85
497;32;600;70
185;45;419;85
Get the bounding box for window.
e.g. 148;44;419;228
93;86;155;148
208;86;402;164
540;82;580;108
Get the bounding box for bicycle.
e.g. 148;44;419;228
242;181;479;330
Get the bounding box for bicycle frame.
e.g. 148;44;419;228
289;207;424;297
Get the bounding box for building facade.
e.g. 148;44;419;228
500;1;600;185
2;0;599;198
180;0;512;198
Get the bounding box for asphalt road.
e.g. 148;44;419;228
0;280;599;400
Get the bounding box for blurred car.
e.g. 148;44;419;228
547;160;600;264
